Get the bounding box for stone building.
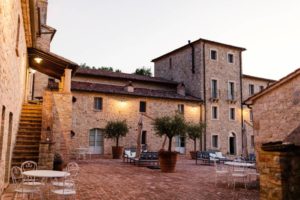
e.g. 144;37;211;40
0;0;78;195
70;68;202;156
152;39;275;156
245;69;300;200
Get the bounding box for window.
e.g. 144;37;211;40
211;79;218;99
212;135;218;148
229;108;235;120
251;135;255;148
141;131;147;145
250;110;253;122
228;81;235;100
210;50;217;60
89;128;104;154
94;97;103;111
259;85;264;91
249;84;255;96
212;106;218;119
178;104;184;114
169;57;172;69
139;101;146;112
227;53;234;63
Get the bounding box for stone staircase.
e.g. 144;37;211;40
11;103;42;167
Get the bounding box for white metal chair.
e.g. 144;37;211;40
51;174;76;199
11;166;42;199
214;160;229;186
231;165;248;189
21;161;44;187
66;162;79;172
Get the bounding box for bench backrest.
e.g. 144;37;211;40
139;152;158;160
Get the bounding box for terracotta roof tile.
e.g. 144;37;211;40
71;81;202;102
75;68;178;85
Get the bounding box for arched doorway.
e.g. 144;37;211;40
229;132;236;155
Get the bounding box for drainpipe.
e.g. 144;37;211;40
188;40;195;74
202;42;207;151
31;73;35;100
239;51;244;156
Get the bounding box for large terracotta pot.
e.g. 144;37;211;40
112;146;123;159
190;151;197;160
158;151;178;173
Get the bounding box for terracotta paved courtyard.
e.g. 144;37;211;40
2;156;259;200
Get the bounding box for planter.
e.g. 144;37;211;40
190;151;197;160
158;151;178;173
112;146;124;159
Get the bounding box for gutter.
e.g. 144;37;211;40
188;40;195;74
203;42;207;151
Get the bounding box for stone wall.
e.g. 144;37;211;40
71;91;201;156
154;41;244;155
0;0;29;193
39;91;72;167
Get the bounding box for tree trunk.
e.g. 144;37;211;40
116;136;119;147
168;137;172;151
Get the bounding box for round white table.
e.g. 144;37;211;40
22;170;70;178
224;161;255;167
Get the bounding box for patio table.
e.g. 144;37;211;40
22;170;70;178
224;161;255;168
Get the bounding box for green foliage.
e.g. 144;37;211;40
186;122;205;151
153;114;186;151
134;67;152;76
104;120;129;147
79;63;122;72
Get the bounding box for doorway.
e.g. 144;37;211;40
229;132;236;155
175;136;186;154
4;112;13;183
89;128;104;154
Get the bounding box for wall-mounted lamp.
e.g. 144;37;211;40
34;57;43;64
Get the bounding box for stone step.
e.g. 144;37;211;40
18;127;41;131
17;135;40;140
14;145;39;150
16;140;40;145
20;117;42;121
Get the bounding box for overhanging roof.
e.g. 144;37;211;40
28;48;79;79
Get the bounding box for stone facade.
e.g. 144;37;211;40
0;0;29;193
245;69;300;200
71;91;201;156
154;40;244;155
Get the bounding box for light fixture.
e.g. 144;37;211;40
34;57;43;64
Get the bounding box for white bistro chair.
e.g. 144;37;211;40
214;160;230;186
21;161;44;187
11;166;42;199
230;164;248;189
51;174;76;199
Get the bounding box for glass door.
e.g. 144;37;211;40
89;128;104;154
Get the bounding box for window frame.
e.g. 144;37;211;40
227;53;234;64
229;107;236;121
211;134;219;148
139;101;147;113
211;79;218;99
94;97;103;111
211;105;219;120
249;84;255;96
228;81;235;100
210;49;218;61
178;104;184;115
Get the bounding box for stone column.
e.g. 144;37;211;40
63;69;72;93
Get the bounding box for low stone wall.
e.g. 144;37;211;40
258;145;300;200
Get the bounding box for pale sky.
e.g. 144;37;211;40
48;0;300;80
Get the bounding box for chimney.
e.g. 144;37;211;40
177;83;186;96
124;81;134;92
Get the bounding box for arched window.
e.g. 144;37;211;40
229;132;236;155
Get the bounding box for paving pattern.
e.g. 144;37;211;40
1;157;259;200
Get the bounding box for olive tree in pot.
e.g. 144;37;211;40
153;114;186;173
187;122;205;159
104;120;129;159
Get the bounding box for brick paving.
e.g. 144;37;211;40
2;157;259;200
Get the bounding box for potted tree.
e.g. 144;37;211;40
186;122;205;159
104;120;129;159
153;114;186;173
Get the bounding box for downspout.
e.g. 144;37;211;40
239;51;244;156
202;42;207;151
188;40;195;74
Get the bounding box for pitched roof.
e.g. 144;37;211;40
244;68;300;105
71;81;202;102
242;74;276;83
75;68;178;85
152;38;246;62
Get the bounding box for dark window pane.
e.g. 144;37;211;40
211;50;217;60
94;97;103;110
141;131;147;144
139;101;146;112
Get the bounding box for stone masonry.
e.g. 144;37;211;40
0;0;29;193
